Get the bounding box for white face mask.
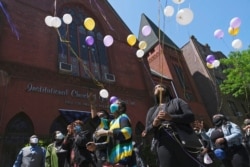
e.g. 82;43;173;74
56;132;64;140
30;138;38;144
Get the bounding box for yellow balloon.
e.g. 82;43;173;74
84;17;95;31
206;62;214;69
127;34;137;46
228;27;239;36
138;41;147;50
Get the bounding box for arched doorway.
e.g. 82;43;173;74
1;112;34;166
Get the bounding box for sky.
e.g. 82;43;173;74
108;0;250;56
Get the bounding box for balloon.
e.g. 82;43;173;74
172;0;185;4
206;62;214;69
85;36;94;46
99;89;109;98
51;17;62;28
136;49;144;58
110;96;118;104
232;39;243;50
228;27;239;36
230;17;241;28
206;55;215;64
212;60;220;68
110;103;119;113
214;29;224;39
45;15;53;27
164;5;175;17
63;13;73;24
138;41;147;50
141;25;151;36
127;34;137;46
176;8;194;25
103;35;114;47
84;17;95;31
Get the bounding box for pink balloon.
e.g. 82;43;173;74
214;29;224;39
103;35;114;47
230;17;241;28
141;25;151;36
85;36;94;46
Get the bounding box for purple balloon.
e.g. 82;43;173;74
141;25;151;36
110;96;118;104
206;55;215;64
85;36;94;46
214;29;224;39
230;17;241;28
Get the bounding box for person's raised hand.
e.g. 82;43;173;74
157;111;172;121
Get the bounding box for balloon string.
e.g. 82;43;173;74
53;0;57;16
0;2;19;40
93;0;115;31
55;28;104;89
158;0;165;104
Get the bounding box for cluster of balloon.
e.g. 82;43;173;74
45;13;73;28
99;89;109;98
230;17;242;50
109;96;119;113
163;0;194;26
206;54;220;69
214;17;242;50
135;25;152;58
45;14;115;48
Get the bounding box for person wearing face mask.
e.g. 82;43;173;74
45;131;69;167
143;84;203;167
66;120;95;167
13;135;46;167
201;114;249;167
86;98;136;167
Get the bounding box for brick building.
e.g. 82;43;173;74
0;1;154;165
182;36;248;124
0;1;216;166
138;15;211;124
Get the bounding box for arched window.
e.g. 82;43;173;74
58;6;109;81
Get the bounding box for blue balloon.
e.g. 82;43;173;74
110;103;119;113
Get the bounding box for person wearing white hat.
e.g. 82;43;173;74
13;135;46;167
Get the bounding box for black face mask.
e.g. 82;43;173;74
213;117;223;127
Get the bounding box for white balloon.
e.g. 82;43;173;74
103;35;114;47
176;8;194;25
136;49;144;58
63;13;73;24
212;60;220;68
172;0;185;4
232;39;243;50
164;5;174;17
45;15;53;27
99;89;109;98
51;17;62;28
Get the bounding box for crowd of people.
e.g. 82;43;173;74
12;84;250;167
